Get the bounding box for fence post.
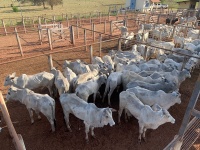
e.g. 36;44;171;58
89;45;93;64
76;19;79;38
84;29;87;51
2;19;7;35
66;14;69;27
15;28;23;57
22;16;26;34
52;15;56;23
47;28;53;50
48;55;54;71
70;26;75;46
38;24;42;45
38;16;41;25
108;12;110;21
99;34;102;57
143;46;148;61
171;25;176;38
118;38;122;51
91;20;93;36
93;23;95;41
99;12;101;24
104;20;106;33
0;92;26;150
90;12;92;24
110;21;113;35
157;14;160;24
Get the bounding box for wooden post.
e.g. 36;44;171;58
15;28;23;57
70;26;75;46
32;17;35;27
0;92;26;150
90;12;92;24
78;14;81;26
48;55;54;71
104;20;106;33
62;13;64;20
47;28;53;50
76;19;79;39
84;29;87;51
38;16;41;25
99;12;101;24
99;34;102;57
108;12;110;21
143;46;148;61
38;25;42;45
22;16;26;34
110;21;113;35
53;15;56;23
93;23;95;41
118;38;122;51
91;20;93;36
2;19;7;35
89;45;93;64
66;14;69;27
171;25;176;38
157;14;160;24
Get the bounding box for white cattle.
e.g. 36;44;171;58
59;93;115;142
122;70;165;90
126;80;178;93
191;39;200;46
102;55;115;71
118;91;175;143
73;69;99;89
187;29;199;40
75;75;107;103
123;32;134;45
127;87;181;110
63;67;77;92
51;68;70;96
92;56;105;68
164;58;183;71
116;63;141;73
103;72;122;105
4;72;54;97
173;36;185;48
63;60;91;75
6;86;56;132
184;43;196;52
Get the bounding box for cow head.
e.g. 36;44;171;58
161;109;175;124
172;91;181;104
100;108;115;127
63;60;71;69
4;72;16;86
6;86;18;102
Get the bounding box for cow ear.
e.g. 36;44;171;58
110;108;117;112
10;72;16;79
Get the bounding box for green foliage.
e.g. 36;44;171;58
12;6;19;12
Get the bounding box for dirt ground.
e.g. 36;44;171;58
0;16;200;150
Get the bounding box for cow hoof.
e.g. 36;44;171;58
138;139;142;145
92;135;96;139
143;138;147;143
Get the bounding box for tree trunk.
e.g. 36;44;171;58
51;5;53;10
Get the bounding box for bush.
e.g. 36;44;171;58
12;6;19;12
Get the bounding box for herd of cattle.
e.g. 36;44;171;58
3;21;200;145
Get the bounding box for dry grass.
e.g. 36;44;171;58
0;0;125;19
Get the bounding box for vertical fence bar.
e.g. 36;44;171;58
89;45;93;64
99;12;101;24
90;12;92;24
66;14;69;27
0;92;26;150
22;16;26;34
15;28;23;57
38;16;41;25
38;25;42;45
48;54;54;71
32;17;35;27
110;21;113;35
53;15;55;23
99;34;102;57
93;23;95;42
84;29;87;51
47;28;53;50
2;19;7;35
108;12;110;21
118;38;122;51
104;20;106;33
70;26;75;46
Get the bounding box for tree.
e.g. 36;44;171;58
47;0;62;10
29;0;47;9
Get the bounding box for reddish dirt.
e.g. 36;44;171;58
0;15;200;150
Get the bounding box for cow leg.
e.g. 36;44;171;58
35;110;41;120
108;87;115;106
27;108;34;124
90;127;95;139
84;123;90;142
47;116;55;132
118;107;124;124
138;124;144;144
47;86;53;97
93;93;97;103
102;82;109;103
64;113;72;132
142;128;147;142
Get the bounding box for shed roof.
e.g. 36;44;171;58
150;0;161;3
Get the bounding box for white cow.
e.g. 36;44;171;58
59;93;115;142
63;60;91;75
4;72;54;97
118;91;175;143
127;87;181;110
75;75;107;103
6;86;56;132
51;68;70;96
103;72;122;105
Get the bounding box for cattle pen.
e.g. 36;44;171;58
0;10;200;150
